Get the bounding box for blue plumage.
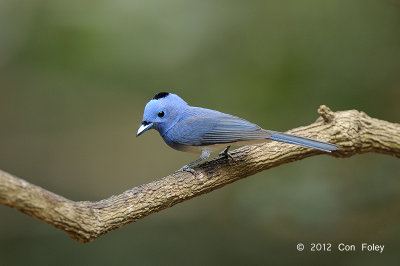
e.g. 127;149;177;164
137;92;338;172
268;131;337;152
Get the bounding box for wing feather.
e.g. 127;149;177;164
167;113;270;146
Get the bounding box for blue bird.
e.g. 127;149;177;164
137;92;338;173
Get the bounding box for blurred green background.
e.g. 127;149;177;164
1;0;400;265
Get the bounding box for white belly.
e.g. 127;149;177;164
179;139;269;154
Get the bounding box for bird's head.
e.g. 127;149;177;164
137;92;188;137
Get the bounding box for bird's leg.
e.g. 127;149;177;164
176;149;211;174
219;145;234;160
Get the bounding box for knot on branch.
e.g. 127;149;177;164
318;105;335;123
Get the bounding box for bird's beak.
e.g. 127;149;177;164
136;122;153;137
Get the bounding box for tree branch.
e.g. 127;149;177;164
1;106;399;243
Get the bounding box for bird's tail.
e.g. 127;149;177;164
267;131;338;152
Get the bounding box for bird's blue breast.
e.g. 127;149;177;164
161;131;189;151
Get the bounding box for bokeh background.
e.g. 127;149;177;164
1;0;400;265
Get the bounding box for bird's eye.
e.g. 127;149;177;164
158;111;165;118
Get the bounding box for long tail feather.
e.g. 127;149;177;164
268;131;338;152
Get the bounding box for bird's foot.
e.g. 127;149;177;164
175;166;196;175
175;150;210;175
219;145;234;160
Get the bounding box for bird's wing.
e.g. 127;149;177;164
167;114;271;146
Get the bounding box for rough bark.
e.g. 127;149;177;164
0;106;399;243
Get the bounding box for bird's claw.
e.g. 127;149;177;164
219;146;234;161
221;151;234;160
175;166;196;175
